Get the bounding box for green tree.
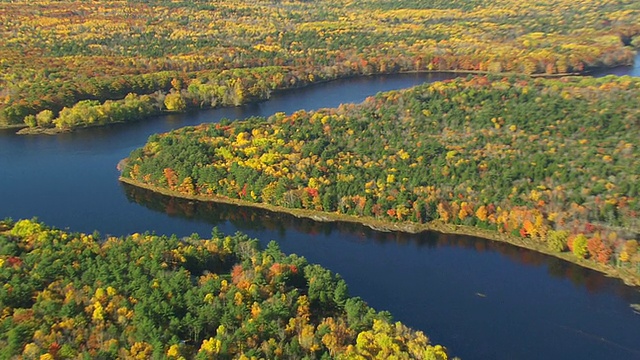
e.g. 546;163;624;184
547;230;568;252
23;115;37;128
36;109;54;127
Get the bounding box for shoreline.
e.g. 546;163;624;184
119;176;640;288
2;64;620;135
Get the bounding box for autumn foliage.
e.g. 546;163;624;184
1;0;639;130
0;219;448;359
122;75;640;277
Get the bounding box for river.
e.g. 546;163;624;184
1;60;639;359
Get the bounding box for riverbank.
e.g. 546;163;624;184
119;176;640;288
15;126;72;135
3;64;615;136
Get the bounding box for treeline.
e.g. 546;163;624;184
18;67;321;132
120;183;638;295
121;75;640;280
2;0;639;129
0;218;449;359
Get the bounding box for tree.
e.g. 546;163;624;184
571;234;588;259
546;230;568;252
475;205;488;223
23;115;37;128
36;110;54;127
164;93;186;112
587;235;612;265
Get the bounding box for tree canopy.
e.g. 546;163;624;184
0;218;449;359
1;0;639;130
122;75;640;281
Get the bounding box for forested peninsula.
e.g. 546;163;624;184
0;218;450;359
1;0;640;132
121;75;640;285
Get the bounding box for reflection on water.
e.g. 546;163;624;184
3;61;640;360
122;182;639;301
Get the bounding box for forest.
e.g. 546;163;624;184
4;0;640;358
0;218;449;359
1;0;639;131
121;75;640;283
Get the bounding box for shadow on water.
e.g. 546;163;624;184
3;60;640;360
122;182;640;302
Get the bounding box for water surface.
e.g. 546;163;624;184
1;62;640;359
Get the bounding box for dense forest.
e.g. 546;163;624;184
0;218;449;359
1;0;639;131
120;182;637;296
121;75;640;283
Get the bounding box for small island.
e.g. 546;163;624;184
120;75;640;286
0;218;449;359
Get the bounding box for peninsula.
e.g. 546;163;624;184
120;75;640;286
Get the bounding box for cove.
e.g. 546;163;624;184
1;58;640;359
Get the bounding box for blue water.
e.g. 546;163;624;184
1;59;639;359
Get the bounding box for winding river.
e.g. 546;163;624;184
1;59;640;359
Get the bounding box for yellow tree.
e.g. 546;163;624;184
164;92;186;112
475;205;488;223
